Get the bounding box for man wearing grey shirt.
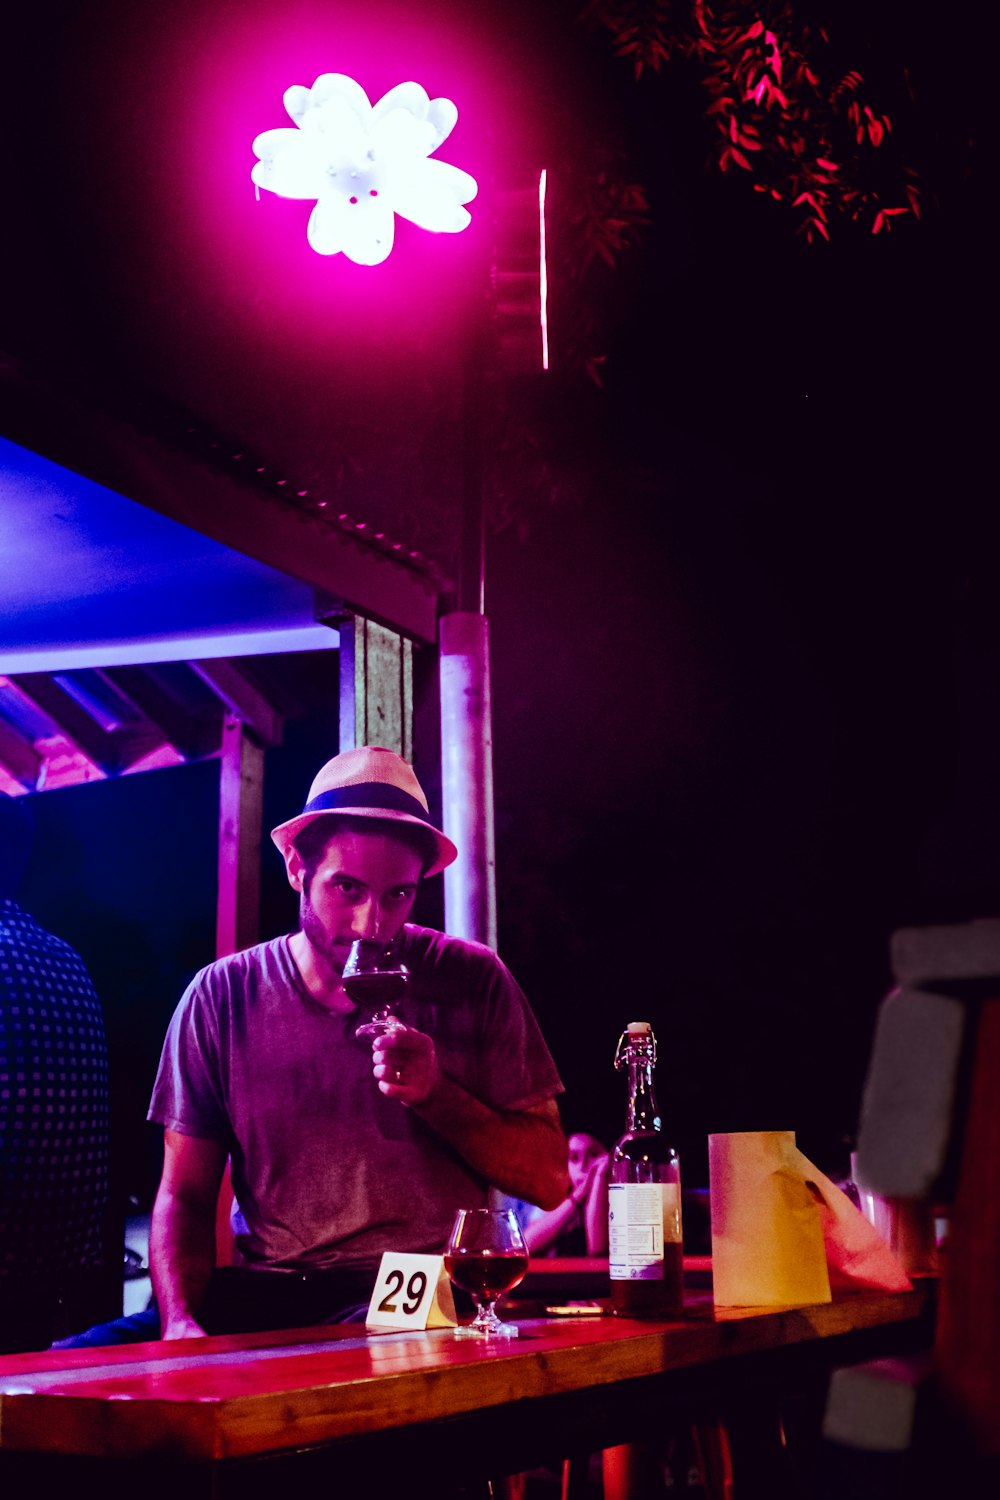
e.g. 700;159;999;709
147;746;567;1339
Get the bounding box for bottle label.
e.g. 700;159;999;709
609;1183;681;1280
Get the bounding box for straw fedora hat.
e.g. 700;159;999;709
270;746;457;877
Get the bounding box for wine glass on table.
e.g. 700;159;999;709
346;939;410;1038
445;1207;529;1339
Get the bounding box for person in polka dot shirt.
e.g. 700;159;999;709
1;792;111;1353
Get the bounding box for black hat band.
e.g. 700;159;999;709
303;783;432;824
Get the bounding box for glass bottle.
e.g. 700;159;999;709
608;1020;683;1316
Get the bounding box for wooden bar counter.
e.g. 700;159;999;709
0;1267;933;1499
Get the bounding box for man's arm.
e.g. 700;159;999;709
149;1130;228;1339
373;1028;569;1209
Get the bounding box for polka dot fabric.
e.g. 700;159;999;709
1;899;110;1275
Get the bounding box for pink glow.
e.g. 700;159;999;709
105;3;542;373
50;2;560;439
539;168;549;371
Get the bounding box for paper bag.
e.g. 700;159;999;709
710;1131;831;1307
709;1131;911;1308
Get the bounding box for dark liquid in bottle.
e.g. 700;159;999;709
343;971;408;1008
610;1128;684;1317
610;1241;684;1316
444;1251;529;1299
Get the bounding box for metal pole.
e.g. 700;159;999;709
439;223;498;948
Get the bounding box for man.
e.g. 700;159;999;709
147;745;567;1338
0;792;111;1353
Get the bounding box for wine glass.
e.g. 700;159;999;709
345;939;410;1037
445;1207;529;1339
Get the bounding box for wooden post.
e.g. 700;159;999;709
337;615;413;757
214;715;264;1267
439;611;496;950
216;714;264;959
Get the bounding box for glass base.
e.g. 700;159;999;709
454;1316;518;1339
354;1015;403;1039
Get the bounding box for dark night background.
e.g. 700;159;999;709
4;2;990;1209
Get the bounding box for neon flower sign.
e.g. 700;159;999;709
251;73;478;266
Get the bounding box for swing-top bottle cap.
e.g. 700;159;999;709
615;1020;656;1068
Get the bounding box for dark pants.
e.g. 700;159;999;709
51;1265;381;1348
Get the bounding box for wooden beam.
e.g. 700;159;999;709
337;616;413;757
6;672;161;773
0;714;41;789
191;660;283;748
99;666;220;760
216;715;264;959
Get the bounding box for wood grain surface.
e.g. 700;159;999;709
0;1285;930;1464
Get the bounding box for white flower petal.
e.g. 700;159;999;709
430;159;478;205
372;107;437;165
339;197;396;265
283;85;312;126
252;131;325;198
310;73;372;120
307;196;350;255
392;161;475;232
306;194;395;265
426;97;458;150
252;127;299;162
310;98;372;168
373;82;429;122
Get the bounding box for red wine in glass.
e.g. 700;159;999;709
346;940;409;1037
444;1251;529;1301
446;1207;528;1338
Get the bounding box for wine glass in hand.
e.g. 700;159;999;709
445;1207;529;1339
346;939;410;1038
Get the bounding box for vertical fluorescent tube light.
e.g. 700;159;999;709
539;168;549;371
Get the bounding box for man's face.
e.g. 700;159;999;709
287;825;423;971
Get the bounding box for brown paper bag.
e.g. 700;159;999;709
709;1131;911;1308
710;1132;831;1307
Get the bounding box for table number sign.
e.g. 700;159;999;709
366;1252;457;1330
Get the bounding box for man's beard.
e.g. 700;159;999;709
299;892;349;972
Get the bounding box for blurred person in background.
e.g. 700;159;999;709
513;1129;610;1256
0;792;111;1353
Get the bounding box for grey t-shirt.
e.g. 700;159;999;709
148;925;563;1270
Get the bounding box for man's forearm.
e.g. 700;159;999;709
414;1075;568;1209
150;1189;217;1336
